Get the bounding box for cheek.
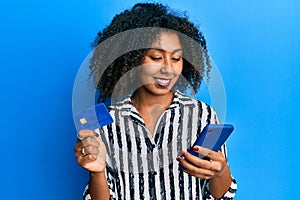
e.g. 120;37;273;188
139;67;154;83
175;62;183;75
140;64;161;75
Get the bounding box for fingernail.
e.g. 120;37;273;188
193;146;199;151
176;156;182;162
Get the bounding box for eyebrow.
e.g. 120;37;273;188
151;48;183;54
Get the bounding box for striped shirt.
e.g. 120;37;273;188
83;91;237;199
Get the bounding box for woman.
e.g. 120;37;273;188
74;3;237;200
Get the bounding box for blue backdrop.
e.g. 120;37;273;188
1;0;299;199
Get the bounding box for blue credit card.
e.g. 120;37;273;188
74;103;113;131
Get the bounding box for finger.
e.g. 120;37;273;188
83;145;100;155
77;153;97;166
181;151;212;170
190;147;226;173
75;140;101;157
75;144;88;158
188;170;214;180
77;130;99;140
81;136;101;148
210;152;227;172
177;156;214;179
74;142;84;153
192;145;213;158
189;147;226;172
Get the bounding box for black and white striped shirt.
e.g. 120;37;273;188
83;91;237;199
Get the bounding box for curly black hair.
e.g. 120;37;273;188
89;3;211;104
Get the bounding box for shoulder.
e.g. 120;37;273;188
108;96;132;111
175;91;214;109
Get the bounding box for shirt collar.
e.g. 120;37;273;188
119;91;181;120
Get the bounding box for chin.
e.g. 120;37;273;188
143;84;174;96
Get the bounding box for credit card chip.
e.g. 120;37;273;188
80;117;87;124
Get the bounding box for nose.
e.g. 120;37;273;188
161;57;173;74
161;64;173;74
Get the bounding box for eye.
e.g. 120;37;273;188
171;57;182;62
150;56;162;61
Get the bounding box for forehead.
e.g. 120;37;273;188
151;31;182;52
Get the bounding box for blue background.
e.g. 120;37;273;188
1;0;299;199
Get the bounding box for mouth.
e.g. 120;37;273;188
154;77;172;87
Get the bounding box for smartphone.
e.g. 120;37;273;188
189;124;234;158
74;103;113;131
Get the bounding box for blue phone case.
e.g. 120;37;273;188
74;103;113;131
179;124;234;170
189;124;234;158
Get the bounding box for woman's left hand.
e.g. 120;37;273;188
176;145;228;180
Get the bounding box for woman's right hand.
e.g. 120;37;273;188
74;130;106;172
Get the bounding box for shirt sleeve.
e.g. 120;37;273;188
203;176;237;200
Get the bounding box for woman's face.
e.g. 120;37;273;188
139;31;183;96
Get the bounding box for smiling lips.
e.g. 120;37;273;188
154;77;172;87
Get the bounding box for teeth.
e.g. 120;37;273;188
156;78;169;83
155;78;171;86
